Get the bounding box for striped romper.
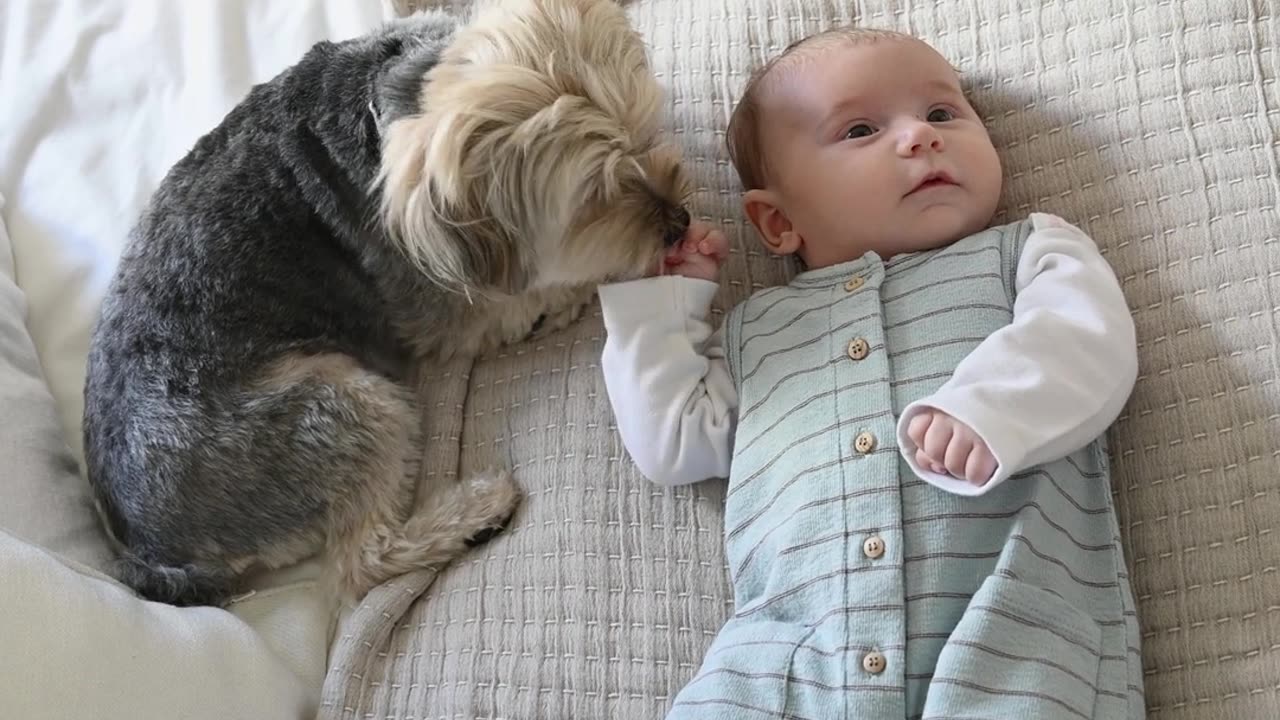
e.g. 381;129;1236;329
599;215;1145;720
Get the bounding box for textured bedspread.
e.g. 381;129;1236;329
320;1;1280;719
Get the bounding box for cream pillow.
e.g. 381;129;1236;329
0;530;315;720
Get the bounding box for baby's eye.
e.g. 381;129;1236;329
844;123;876;140
926;107;955;123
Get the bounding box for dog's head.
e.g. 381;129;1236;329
378;0;690;296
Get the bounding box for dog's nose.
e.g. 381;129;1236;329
663;207;691;247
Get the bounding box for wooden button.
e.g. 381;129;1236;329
854;432;877;454
847;338;870;361
863;536;885;559
862;651;887;674
844;276;865;292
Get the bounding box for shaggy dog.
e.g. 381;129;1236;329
83;0;690;606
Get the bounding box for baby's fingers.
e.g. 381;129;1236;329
699;229;731;261
965;441;997;486
909;411;948;474
681;219;713;250
906;411;933;448
915;448;945;476
942;431;975;478
921;414;954;463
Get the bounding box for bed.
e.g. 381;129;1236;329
1;1;1277;718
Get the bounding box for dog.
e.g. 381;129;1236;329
82;0;691;607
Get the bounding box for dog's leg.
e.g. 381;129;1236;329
480;283;598;350
307;355;521;599
336;468;521;598
222;352;516;601
529;283;597;338
95;352;419;605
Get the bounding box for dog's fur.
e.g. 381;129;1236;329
83;0;690;607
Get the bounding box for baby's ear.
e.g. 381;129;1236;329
743;189;802;256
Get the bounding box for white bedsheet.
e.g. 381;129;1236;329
0;1;399;716
0;0;395;463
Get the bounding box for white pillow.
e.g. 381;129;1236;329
2;196;335;719
0;529;315;720
0;1;396;713
0;192;113;570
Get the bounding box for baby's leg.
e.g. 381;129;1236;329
920;574;1113;719
663;618;856;719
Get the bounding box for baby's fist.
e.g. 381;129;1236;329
906;409;996;486
658;220;729;282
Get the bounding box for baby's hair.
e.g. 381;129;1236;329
726;27;918;192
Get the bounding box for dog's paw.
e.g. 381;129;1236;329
529;300;589;338
463;520;511;548
490;307;545;347
528;286;596;339
458;470;522;547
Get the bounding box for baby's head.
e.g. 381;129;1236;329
727;29;1002;269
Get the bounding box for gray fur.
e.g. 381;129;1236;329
84;0;692;607
83;14;488;606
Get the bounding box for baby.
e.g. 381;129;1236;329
599;28;1144;720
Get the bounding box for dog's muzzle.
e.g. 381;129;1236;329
663;207;691;247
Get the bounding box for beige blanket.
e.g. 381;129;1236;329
322;1;1280;718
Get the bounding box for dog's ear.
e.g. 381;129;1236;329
412;214;526;296
379;111;527;295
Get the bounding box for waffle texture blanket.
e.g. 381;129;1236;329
320;1;1279;718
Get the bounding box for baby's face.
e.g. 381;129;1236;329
758;39;1002;266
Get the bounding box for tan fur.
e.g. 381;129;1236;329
231;352;520;599
321;0;687;600
85;0;689;608
376;0;691;376
250;352;365;389
380;0;690;301
244;0;685;601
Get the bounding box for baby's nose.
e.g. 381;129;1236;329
899;123;944;155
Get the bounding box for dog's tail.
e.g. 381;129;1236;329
114;552;233;607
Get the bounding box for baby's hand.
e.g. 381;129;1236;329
656;220;729;282
906;409;996;486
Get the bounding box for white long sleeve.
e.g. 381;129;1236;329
895;213;1139;496
599;276;738;486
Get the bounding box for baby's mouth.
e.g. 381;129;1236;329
906;170;959;196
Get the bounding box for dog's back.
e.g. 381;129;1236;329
83;15;463;605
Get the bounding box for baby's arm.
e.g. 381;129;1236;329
897;213;1139;495
599;224;738;485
